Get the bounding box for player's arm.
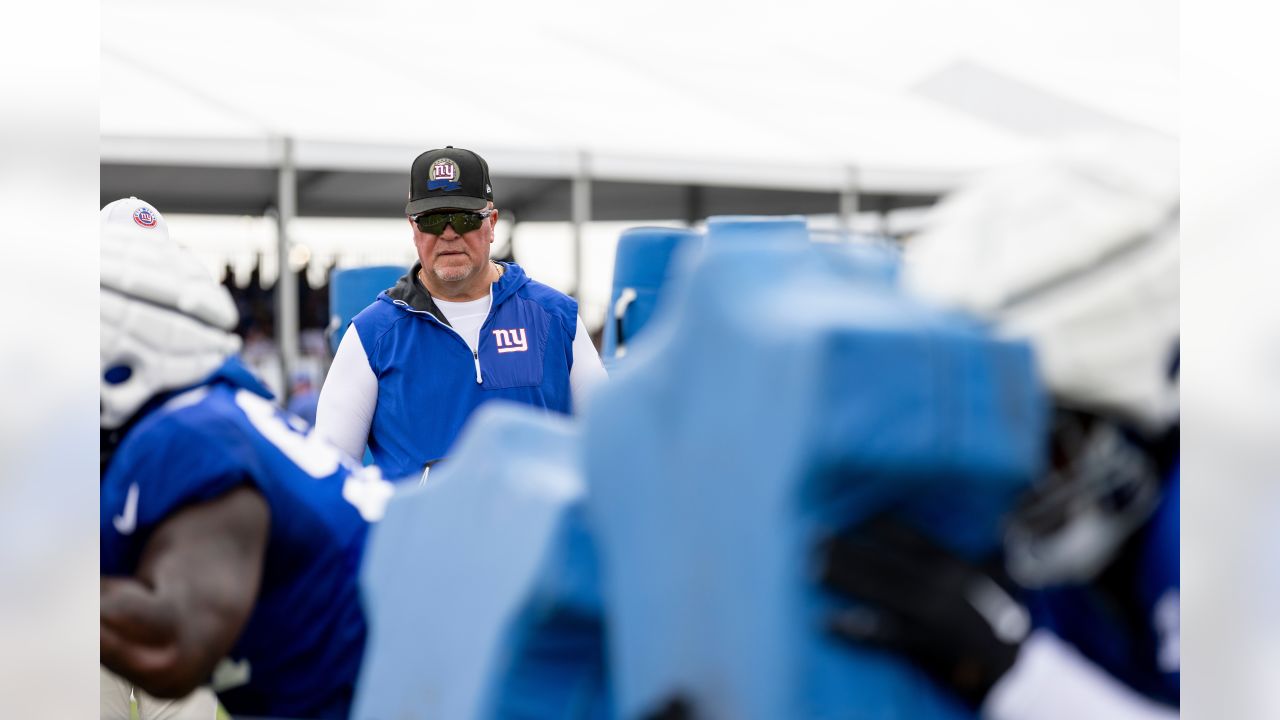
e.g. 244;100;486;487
101;484;269;699
315;324;379;459
569;315;608;413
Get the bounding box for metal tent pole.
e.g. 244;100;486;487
839;165;860;234
275;136;299;401
571;151;592;298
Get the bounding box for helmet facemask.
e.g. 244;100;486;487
1004;409;1161;587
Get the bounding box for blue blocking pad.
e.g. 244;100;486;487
351;402;606;720
582;218;1046;719
814;236;902;289
602;227;700;368
328;265;405;353
704;214;809;248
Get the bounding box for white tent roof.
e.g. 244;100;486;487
101;0;1175;216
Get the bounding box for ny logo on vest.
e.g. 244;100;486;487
492;328;528;353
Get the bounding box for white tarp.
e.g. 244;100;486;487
102;0;1175;194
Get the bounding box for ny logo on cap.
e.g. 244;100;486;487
428;158;462;191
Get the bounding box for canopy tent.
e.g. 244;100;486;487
102;0;1174;215
101;0;1176;385
99;137;945;222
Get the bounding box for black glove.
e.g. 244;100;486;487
817;516;1030;708
638;695;694;720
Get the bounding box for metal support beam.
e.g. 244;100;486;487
839;165;860;234
275;136;299;401
875;194;891;237
685;185;704;226
571;151;591;298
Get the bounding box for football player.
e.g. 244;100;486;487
100;198;399;719
819;136;1179;719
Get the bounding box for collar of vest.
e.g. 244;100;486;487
384;261;528;326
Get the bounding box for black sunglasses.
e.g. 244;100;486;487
412;208;495;235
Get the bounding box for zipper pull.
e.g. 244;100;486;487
472;350;482;384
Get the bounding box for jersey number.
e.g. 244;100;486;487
236;390;394;521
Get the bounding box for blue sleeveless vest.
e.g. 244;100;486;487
351;261;577;478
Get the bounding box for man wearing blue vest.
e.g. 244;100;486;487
316;147;607;480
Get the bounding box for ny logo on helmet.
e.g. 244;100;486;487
492;328;528;353
133;207;158;228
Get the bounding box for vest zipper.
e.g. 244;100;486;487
472;284;496;386
392;295;491;387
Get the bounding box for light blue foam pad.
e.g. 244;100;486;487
327;265;404;354
582;217;1046;719
351;402;605;720
602;227;701;370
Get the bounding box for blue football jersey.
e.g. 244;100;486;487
1025;464;1180;706
102;358;399;720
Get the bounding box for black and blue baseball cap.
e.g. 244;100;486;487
405;146;494;215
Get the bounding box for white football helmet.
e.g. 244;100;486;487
904;134;1179;434
100;198;241;430
903;135;1179;586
